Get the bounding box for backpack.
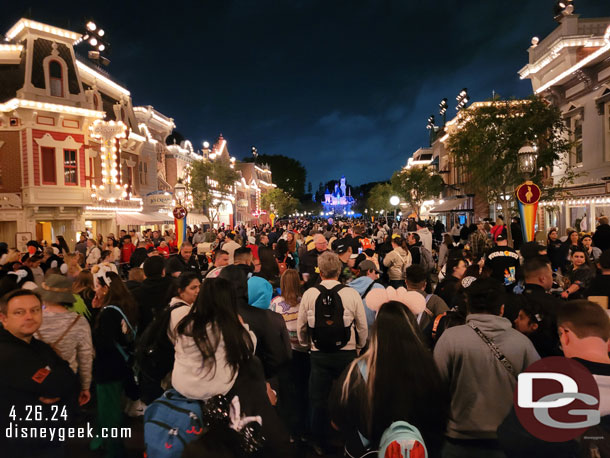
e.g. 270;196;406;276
103;305;136;363
143;389;204;458
136;302;188;382
418;246;435;273
277;255;289;276
309;284;351;352
356;361;428;458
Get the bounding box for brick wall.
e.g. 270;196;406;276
0;131;23;192
31;129;85;187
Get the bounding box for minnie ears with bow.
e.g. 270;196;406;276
365;286;426;315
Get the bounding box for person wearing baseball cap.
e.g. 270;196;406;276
348;259;384;330
334;240;355;284
484;231;520;290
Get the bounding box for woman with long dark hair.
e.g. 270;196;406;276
171;277;255;400
434;255;467;308
331;300;448;458
56;235;71;255
90;270;139;455
257;246;280;287
546;228;563;273
558;229;580;274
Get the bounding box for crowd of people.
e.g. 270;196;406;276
0;214;610;458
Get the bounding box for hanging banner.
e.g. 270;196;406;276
173;204;188;248
515;181;541;243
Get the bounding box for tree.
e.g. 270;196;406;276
244;154;307;199
390;166;444;217
367;182;394;214
188;157;240;225
260;188;299;217
447;95;573;245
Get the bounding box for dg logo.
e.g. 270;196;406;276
514;356;600;442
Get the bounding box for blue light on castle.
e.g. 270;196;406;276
323;175;356;214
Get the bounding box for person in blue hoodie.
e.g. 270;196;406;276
247;275;292;374
247;276;292;412
349;260;385;331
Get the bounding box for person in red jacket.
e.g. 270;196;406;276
119;236;136;264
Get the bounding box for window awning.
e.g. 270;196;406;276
115;212;173;225
429;197;469;213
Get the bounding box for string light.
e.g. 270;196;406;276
89;120;127;203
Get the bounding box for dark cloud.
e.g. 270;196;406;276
3;1;608;185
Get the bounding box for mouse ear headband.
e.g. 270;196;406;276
364;286;426;315
91;263;114;287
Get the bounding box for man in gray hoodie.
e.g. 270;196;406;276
433;278;539;458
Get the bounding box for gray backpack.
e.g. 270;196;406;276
418;246;435;273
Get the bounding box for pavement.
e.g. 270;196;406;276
65;406;343;458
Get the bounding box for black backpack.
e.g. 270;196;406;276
310;284;351;352
135;302;188;382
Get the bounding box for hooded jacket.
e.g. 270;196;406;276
220;265;291;378
349;276;385;328
383;246;411;281
433;313;539;440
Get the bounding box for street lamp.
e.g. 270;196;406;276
516;144;541;244
518;145;537;179
174;182;186;205
456;88;469;111
439;98;448;125
426;115;436;146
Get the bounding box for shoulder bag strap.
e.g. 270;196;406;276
103;305;136;338
51;315;81;351
431;312;446;341
468;322;517;379
361;281;376;298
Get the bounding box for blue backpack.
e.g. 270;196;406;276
356;360;428;458
143;389;204;458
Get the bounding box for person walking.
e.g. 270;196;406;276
297;251;368;455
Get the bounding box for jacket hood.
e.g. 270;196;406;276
349;276;374;294
394;246;408;256
247;276;273;309
466;313;513;337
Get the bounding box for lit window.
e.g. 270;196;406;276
41;147;56;184
572;117;583;165
63;150;77;185
49;61;63;97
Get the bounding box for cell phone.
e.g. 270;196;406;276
358;247;363;254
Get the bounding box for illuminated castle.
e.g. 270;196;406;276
323;175;355;214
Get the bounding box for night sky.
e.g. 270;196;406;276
3;1;608;187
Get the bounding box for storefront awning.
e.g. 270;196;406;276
429;197;469;213
116;212;173;225
187;213;210;226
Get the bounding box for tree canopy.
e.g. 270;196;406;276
367;182;394;213
391;165;444;216
188;157;240;223
260;188;299;217
447;95;574;244
244;154;307;199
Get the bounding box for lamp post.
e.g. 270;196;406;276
439;98;448;126
426;115;436;146
173;182;188;248
516;145;540;243
390;195;400;222
456;88;469;111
